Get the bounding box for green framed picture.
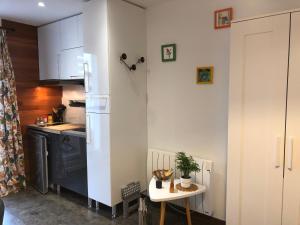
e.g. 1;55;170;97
161;44;176;62
197;66;214;84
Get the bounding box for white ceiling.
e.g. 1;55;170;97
0;0;84;26
0;0;161;27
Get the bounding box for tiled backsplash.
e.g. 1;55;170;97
62;85;85;124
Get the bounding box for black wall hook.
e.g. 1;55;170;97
120;53;127;60
120;53;145;71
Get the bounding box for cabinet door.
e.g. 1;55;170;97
38;22;60;80
60;47;84;79
27;130;48;194
60;15;83;50
57;135;87;196
86;113;111;205
47;133;60;185
83;0;109;95
282;12;300;225
226;14;290;225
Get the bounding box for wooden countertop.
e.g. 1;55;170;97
27;124;85;135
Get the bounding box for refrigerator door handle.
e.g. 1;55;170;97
86;114;91;144
84;63;89;93
275;136;281;168
287;137;294;171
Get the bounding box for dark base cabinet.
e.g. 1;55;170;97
47;133;59;187
28;128;87;197
50;134;87;196
28;130;49;194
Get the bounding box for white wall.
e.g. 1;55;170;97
146;0;300;220
62;85;85;124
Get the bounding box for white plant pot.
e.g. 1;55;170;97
180;177;192;188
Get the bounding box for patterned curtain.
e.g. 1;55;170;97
0;30;26;197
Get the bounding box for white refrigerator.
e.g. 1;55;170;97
83;0;147;216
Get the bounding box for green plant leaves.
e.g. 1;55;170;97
175;152;200;178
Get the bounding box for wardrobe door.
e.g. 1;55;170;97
226;14;290;225
282;11;300;225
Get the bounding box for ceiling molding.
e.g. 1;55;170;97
122;0;146;9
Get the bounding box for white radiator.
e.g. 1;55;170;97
147;148;214;216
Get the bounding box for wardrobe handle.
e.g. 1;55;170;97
275;137;281;168
287;137;294;171
84;63;89;93
86;114;91;144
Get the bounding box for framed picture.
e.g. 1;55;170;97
161;44;176;62
197;66;214;84
214;8;233;29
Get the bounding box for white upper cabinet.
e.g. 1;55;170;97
38;14;84;80
38;21;60;80
60;47;84;79
60;14;83;50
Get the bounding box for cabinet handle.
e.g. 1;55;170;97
275;136;281;168
83;63;89;93
42;136;49;188
86;114;91;144
287;137;294;171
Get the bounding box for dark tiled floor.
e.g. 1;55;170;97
2;187;225;225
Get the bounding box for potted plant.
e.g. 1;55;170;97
176;152;200;188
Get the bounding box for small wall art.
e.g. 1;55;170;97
197;66;214;84
161;44;176;62
214;8;233;29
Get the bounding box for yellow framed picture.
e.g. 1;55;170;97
196;66;214;84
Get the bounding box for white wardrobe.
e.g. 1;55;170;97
227;10;300;225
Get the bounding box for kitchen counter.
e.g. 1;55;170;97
27;124;85;137
27;123;87;197
62;129;86;138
